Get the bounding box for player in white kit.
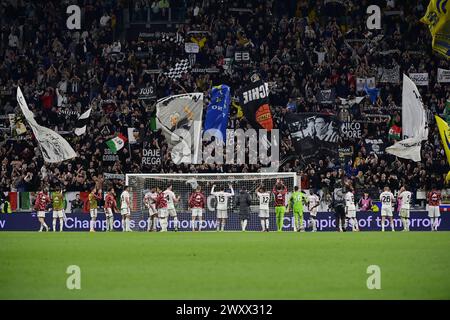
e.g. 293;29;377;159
211;184;234;232
380;186;395;232
397;185;412;231
163;185;180;231
120;186;132;232
256;185;271;232
144;187;158;232
308;190;320;232
345;187;359;232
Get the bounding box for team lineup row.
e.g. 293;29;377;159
32;179;443;233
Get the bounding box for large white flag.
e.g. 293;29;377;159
401;74;428;140
17;87;77;163
386;74;428;162
385;137;422;162
156;93;203;164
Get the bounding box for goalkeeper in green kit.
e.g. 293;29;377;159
288;186;308;232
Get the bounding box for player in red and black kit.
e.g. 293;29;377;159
273;179;288;232
189;185;206;232
427;187;442;231
104;188;117;231
156;187;169;232
35;187;51;232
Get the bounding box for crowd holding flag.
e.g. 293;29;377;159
238;74;274;131
16;87;77;163
164;59;191;79
203;84;231;142
435;115;450;164
386;75;429;162
106;133;127;153
156;93;203;164
74;108;92;136
364;84;380;104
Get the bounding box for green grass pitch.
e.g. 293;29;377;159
1;231;450;299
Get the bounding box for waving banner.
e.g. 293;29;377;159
386;74;429;161
16;87;77;163
286;113;340;161
409;73;429;86
203;84;231;142
156;93;203;164
239;75;273;131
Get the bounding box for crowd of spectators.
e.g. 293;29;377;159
0;0;448;200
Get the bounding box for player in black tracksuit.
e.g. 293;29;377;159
236;187;252;232
332;186;346;232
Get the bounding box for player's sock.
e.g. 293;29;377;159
153;216;158;231
52;220;56;231
221;220;225;231
60;218;64;231
121;218;125;231
198;220;202;231
39;223;43;232
109;217;114;231
391;220;395;231
405;218;410;231
125;217;130;231
147;217;152;231
265;218;270;230
260;219;265;231
216;220;220;231
430;217;435;231
173;217;179;230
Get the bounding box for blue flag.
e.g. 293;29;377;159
203;84;231;141
364;84;380;104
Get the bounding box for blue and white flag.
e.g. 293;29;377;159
203;85;231;142
364;84;380;104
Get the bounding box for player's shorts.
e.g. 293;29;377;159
346;207;356;218
90;208;97;218
167;208;177;217
120;208;130;216
428;206;440;218
191;208;203;217
148;206;157;216
52;210;64;218
105;208;113;217
159;208;168;218
37;211;46;218
400;208;410;218
309;208;318;217
381;207;393;217
259;208;269;218
217;209;228;219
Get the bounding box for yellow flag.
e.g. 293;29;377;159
232;101;243;118
435;115;450;164
420;0;450;59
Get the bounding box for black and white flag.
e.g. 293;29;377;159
317;88;336;104
74;108;92;136
164;59;190;79
161;32;184;45
378;64;400;84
